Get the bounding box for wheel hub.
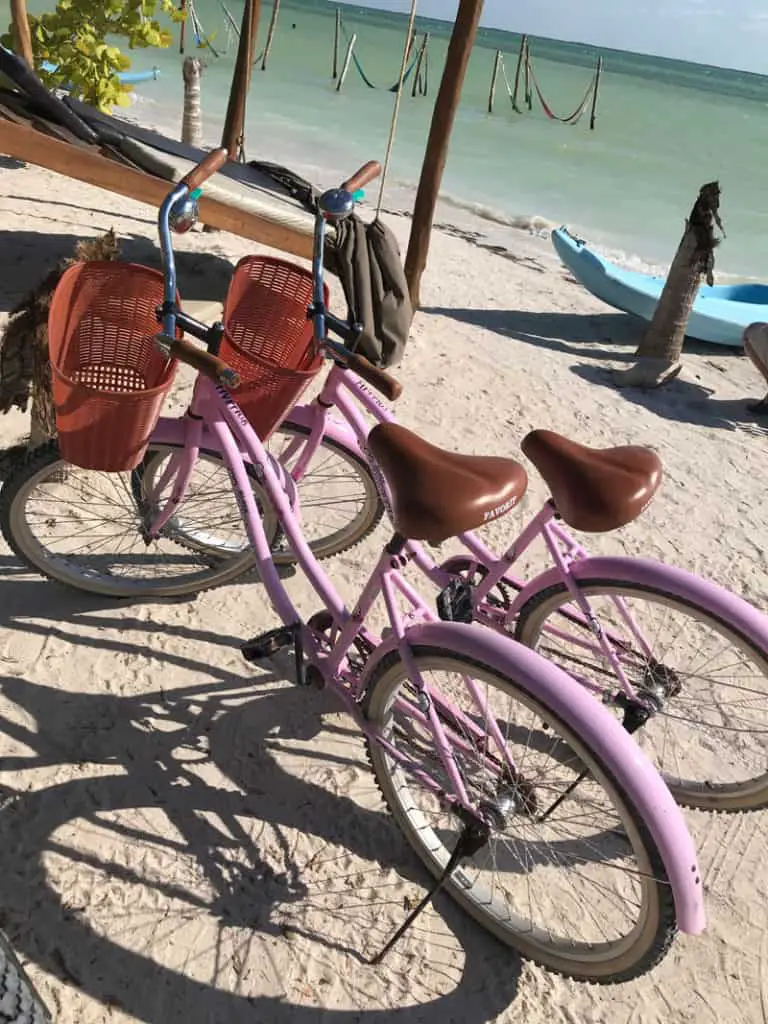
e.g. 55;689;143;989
480;778;538;829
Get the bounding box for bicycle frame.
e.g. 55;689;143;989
280;365;653;700
148;375;525;818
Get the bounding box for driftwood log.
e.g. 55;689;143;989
614;181;724;388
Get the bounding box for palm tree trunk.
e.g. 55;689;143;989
182;57;204;146
615;181;723;387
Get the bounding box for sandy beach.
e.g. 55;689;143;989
0;154;766;1024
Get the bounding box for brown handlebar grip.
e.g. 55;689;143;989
180;147;228;191
341;160;382;194
168;337;241;389
345;351;402;402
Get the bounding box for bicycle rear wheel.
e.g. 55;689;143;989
516;579;768;812
364;645;677;983
0;441;276;599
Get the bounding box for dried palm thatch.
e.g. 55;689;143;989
0;229;121;449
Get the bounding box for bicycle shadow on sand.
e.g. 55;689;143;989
0;669;527;1023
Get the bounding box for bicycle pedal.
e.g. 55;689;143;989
241;626;297;663
436;577;474;624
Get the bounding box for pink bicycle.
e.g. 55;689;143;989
0;152;705;982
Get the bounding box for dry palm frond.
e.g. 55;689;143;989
0;229;121;441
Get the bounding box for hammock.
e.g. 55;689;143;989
528;61;596;125
341;21;421;92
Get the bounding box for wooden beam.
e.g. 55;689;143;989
0;117;315;260
10;0;34;67
404;0;484;309
221;0;261;159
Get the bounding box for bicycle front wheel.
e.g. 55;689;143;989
0;441;276;599
268;422;384;562
365;645;676;983
516;579;768;812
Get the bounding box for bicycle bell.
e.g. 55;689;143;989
318;187;356;223
169;187;202;234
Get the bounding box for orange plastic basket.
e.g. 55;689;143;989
48;261;179;471
220;256;328;439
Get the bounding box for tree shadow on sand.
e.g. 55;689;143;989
423;306;645;360
0;229;234;315
571;361;768;436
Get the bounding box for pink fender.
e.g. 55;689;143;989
510;555;768;655
359;620;705;935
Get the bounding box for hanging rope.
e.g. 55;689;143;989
376;0;418;217
189;0;220;57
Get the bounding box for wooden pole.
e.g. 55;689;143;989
336;33;357;92
10;0;34;67
524;38;532;109
332;8;341;79
589;55;603;130
488;49;501;113
510;34;526;112
411;32;429;98
404;0;485;309
179;0;187;54
221;0;261;159
261;0;280;70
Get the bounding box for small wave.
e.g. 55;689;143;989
437;192;556;235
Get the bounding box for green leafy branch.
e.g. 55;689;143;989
3;0;183;111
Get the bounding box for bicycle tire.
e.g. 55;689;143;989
267;420;385;563
0;928;51;1023
364;644;677;983
0;440;275;599
516;578;768;812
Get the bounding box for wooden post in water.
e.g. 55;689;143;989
589;55;603;130
10;0;34;66
332;8;341;79
510;34;526;112
405;0;485;309
261;0;280;70
488;49;501;113
411;32;429;97
221;0;261;160
524;37;533;109
336;33;357;92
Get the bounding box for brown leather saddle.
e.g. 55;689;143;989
521;429;662;532
366;423;528;543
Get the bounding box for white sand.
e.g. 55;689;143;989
0;156;766;1023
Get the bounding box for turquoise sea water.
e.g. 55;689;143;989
22;0;768;278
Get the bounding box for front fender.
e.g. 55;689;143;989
359;620;705;935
